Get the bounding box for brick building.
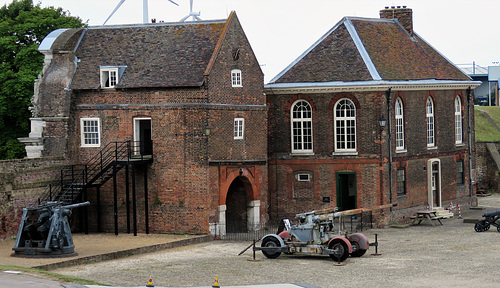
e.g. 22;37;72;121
264;7;480;224
21;12;268;235
13;7;481;239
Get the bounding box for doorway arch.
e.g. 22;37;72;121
226;177;248;232
217;167;261;235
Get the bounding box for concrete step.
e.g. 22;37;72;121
433;207;454;218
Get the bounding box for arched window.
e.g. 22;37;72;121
334;98;356;152
291;100;313;153
395;98;405;150
426;98;435;147
455;96;462;144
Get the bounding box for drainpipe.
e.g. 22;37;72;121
386;89;393;209
467;87;474;202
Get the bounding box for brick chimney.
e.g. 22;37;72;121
380;6;413;36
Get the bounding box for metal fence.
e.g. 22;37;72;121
211;211;376;241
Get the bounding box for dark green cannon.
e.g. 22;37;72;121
12;201;90;257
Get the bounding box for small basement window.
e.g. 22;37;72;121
296;173;311;182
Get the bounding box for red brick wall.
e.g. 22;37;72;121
267;88;474;223
64;15;268;234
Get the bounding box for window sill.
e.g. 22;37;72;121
455;143;465;147
396;149;407;154
332;151;358;156
427;146;438;150
291;152;315;156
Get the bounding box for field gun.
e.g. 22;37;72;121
256;203;396;262
12;201;90;257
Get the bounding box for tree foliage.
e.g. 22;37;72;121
0;0;84;159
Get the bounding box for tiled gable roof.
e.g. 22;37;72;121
69;20;227;90
273;21;372;83
352;19;469;81
270;16;470;84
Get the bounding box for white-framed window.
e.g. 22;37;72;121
395;97;405;150
291;100;313;154
234;117;244;139
296;173;311;182
455;96;463;144
81;118;100;147
426;98;435;147
334;98;356;152
100;67;119;88
231;69;242;87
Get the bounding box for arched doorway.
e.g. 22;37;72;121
226;177;248;233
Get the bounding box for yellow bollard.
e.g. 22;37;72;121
212;276;220;288
146;275;154;287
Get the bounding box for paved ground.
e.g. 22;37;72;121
1;233;208;269
2;196;500;288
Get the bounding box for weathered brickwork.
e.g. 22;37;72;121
476;142;499;193
56;14;268;235
0;157;68;238
267;88;475;223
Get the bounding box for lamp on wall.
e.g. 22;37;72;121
379;115;387;131
204;124;212;136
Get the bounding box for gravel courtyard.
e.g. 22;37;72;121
53;196;500;288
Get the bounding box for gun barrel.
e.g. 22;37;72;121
61;201;90;209
334;203;396;217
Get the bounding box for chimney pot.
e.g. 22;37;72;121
380;6;413;36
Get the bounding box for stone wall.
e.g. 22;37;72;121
476;142;499;193
0;157;67;239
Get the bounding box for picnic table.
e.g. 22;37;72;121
410;210;443;226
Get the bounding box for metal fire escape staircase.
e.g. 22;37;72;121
33;141;153;207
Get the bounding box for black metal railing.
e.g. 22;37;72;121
33;140;153;207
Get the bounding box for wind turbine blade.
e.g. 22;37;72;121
179;15;190;22
104;0;127;25
167;0;179;6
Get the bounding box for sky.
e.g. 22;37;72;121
1;0;499;82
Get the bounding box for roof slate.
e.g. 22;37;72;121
271;16;470;84
70;20;227;90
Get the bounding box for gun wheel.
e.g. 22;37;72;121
329;239;349;262
474;220;490;232
350;240;367;257
261;236;281;259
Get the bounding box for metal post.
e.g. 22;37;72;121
97;186;101;233
126;165;130;234
113;163;118;236
252;239;256;261
371;233;381;256
83;167;88;235
360;212;363;231
132;164;137;236
144;165;149;234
